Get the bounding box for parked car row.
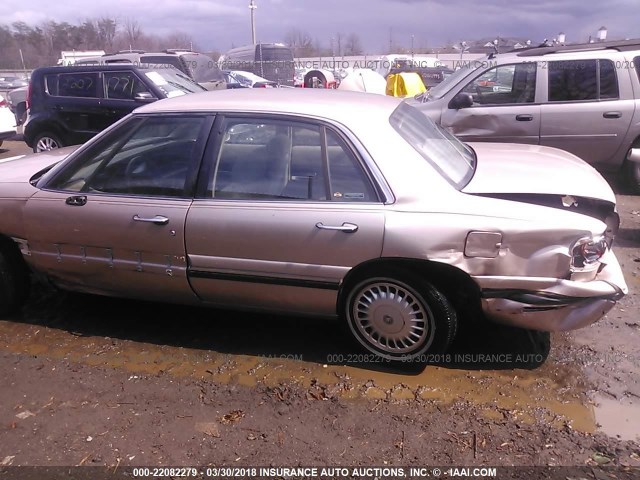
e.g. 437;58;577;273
0;75;29;90
0;89;627;362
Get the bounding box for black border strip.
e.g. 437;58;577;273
188;269;340;291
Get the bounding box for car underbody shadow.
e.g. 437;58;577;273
10;284;550;376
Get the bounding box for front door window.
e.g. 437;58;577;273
48;115;207;197
460;63;537;105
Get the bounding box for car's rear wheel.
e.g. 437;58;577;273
33;132;63;153
0;242;30;316
344;270;457;361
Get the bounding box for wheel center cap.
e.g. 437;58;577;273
373;306;405;335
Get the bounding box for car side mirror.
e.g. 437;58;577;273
449;92;473;110
133;92;156;103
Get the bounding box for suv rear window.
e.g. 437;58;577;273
548;59;618;101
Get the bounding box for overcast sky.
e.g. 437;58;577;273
5;0;639;53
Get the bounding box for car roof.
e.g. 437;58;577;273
510;39;640;56
33;64;172;74
488;40;640;64
135;88;403;121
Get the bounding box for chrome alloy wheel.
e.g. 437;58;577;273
350;280;435;355
36;136;60;152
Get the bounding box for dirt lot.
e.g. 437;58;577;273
0;140;639;475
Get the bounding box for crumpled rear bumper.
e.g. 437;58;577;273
474;249;627;332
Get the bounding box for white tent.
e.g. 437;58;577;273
338;69;386;95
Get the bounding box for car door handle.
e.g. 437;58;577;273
603;111;622;119
515;114;533;121
65;195;87;206
132;215;169;225
315;222;359;233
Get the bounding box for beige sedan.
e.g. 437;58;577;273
0;89;628;361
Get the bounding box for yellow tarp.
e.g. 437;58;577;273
385;72;427;97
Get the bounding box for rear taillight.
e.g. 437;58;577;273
26;82;32;110
0;97;6;108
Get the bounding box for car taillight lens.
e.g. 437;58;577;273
0;97;6;107
572;236;608;268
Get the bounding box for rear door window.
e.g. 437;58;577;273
208;117;377;202
548;59;618;101
49;72;100;98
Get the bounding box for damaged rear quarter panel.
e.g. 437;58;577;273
380;203;607;280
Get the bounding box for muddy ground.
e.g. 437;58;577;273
0;140;639;474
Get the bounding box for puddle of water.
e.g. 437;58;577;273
0;320;596;433
593;395;640;441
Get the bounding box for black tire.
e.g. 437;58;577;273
33;131;64;153
344;268;457;361
0;242;31;316
623;156;640;194
305;72;326;88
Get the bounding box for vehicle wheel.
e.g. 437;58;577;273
623;155;640;194
33;132;63;153
0;243;31;316
344;270;457;361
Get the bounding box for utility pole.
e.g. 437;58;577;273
249;0;257;45
19;48;26;71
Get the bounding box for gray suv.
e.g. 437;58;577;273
409;40;640;192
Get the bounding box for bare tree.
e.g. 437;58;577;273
123;18;143;49
285;28;315;57
335;32;344;56
97;17;117;51
164;31;198;51
344;33;363;56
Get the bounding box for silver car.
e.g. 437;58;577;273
0;89;628;361
409;40;640;193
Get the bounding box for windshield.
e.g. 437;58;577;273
181;53;224;83
389;102;475;189
419;65;478;100
144;69;206;97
